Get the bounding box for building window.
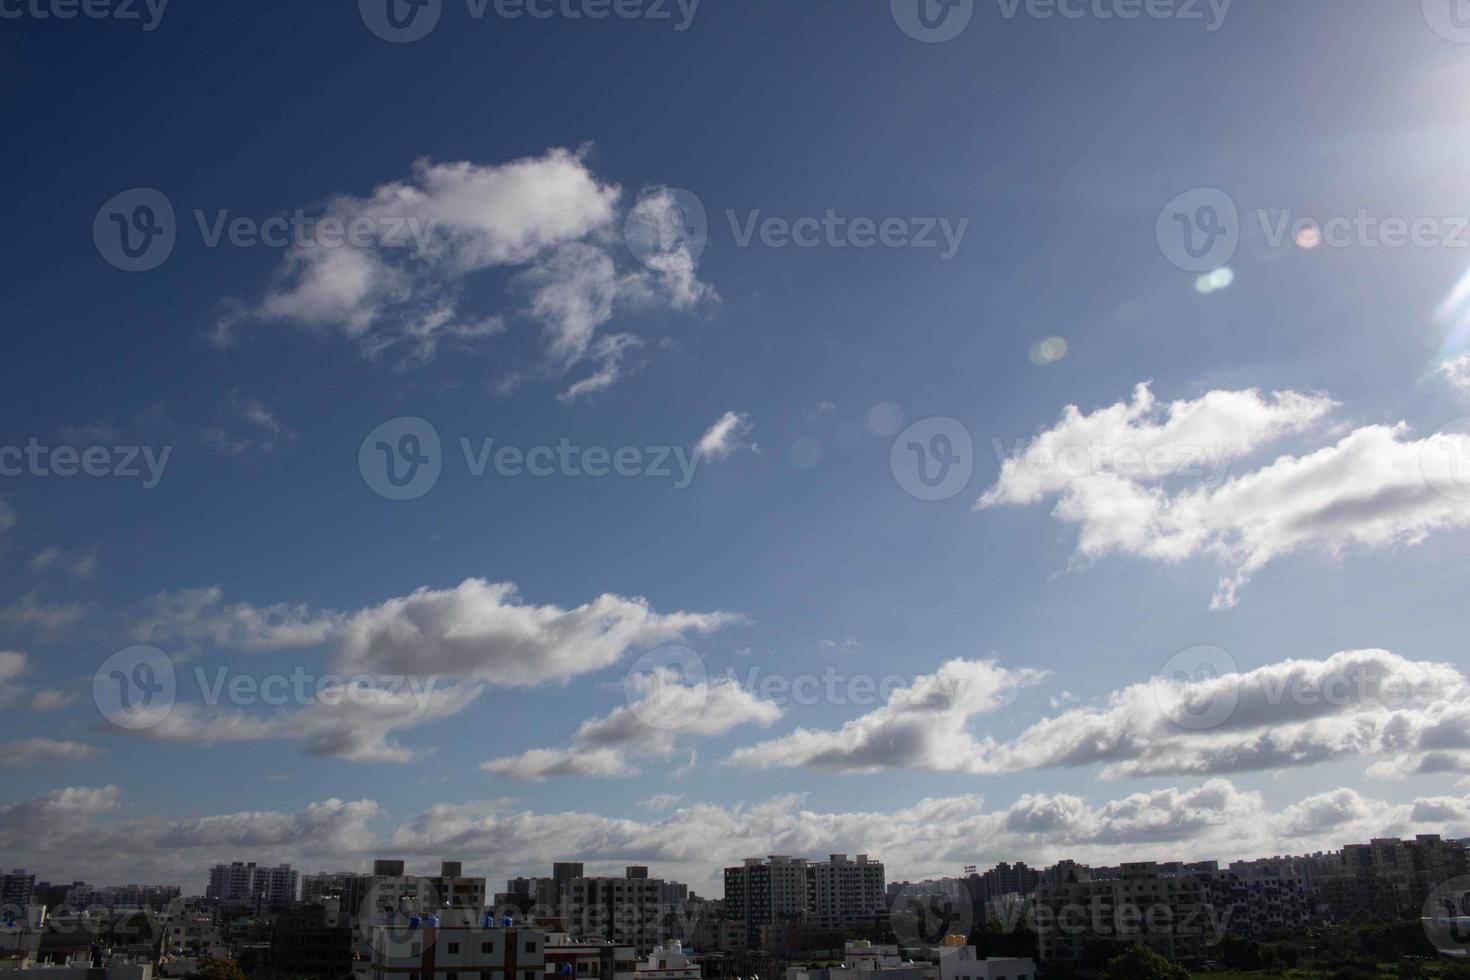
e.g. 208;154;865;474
449;943;460;954
525;941;537;953
482;942;495;954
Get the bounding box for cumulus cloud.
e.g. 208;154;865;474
218;150;714;399
694;411;757;463
134;681;483;764
0;737;99;769
483;675;782;781
331;579;739;686
984;649;1466;780
982;383;1470;608
4;780;1466;894
726;650;1469;783
139;579;737;690
726;659;1047;774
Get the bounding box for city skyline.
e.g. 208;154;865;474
5;0;1470;914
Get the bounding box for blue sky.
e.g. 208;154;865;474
5;0;1470;894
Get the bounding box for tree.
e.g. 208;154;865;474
190;958;246;980
1099;944;1189;980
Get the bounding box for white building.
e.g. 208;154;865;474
937;946;1035;980
633;941;698;980
786;942;935;980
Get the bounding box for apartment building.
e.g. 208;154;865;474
1035;862;1209;965
563;871;664;952
724;855;886;946
543;933;637;980
371;913;545;980
807;856;886;932
937;945;1035;980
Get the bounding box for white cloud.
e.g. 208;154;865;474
483;676;781;781
725;650;1470;783
694;411;757;463
0;595;87;636
726;659;1047;774
982;383;1470;608
332;579;739;687
1437;354;1470;395
987;650;1466;780
31;689;75;711
29;548;97;580
204;390;295;457
136;586;342;651
4;780;1466;894
0;737;97;769
0;651;29;706
220;150;714;398
134;682;483;764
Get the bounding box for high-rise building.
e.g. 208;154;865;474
724;854;886;946
207;862;258;902
0;870;35;909
1036;862;1209;965
807;855;886;931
